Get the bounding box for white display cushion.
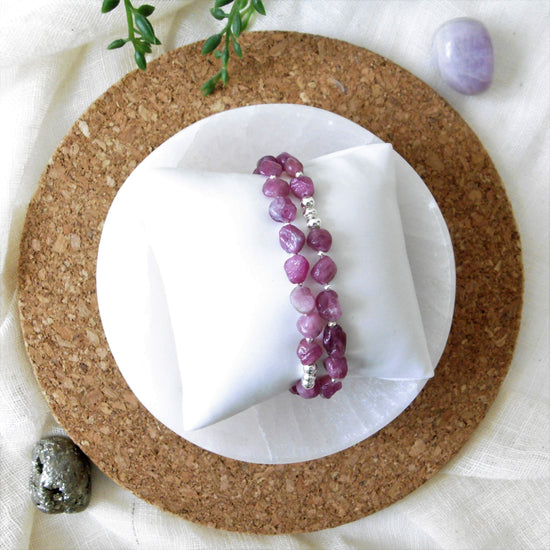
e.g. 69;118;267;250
96;103;455;464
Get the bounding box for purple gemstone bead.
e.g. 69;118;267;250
296;378;321;399
315;289;343;321
284;254;309;284
433;18;494;95
258;158;283;177
323;323;346;357
290;175;314;199
269;197;297;223
276;152;292;166
289;384;299;395
257;155;279;167
319;375;342;399
253;168;260;175
297;312;325;339
283;155;304;177
297;338;323;365
311;255;337;285
279;224;305;253
324;355;348;379
263;177;290;198
290;286;316;313
307;228;332;252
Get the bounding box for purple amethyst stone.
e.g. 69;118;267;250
433;17;494;95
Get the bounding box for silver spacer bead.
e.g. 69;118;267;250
306;217;321;229
304;207;318;219
268;174;277;179
295;171;304;177
328;321;337;327
302;363;318;376
317;250;326;256
301;196;315;210
302;374;316;389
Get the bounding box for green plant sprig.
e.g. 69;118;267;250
102;0;161;71
201;0;266;95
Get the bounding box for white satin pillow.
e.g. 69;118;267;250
97;144;432;431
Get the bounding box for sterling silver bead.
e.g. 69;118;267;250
304;208;318;220
302;374;316;389
307;217;321;229
302;363;318;376
301;196;315;210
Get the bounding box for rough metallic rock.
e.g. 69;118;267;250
30;436;91;514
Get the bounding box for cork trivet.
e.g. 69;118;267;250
18;32;523;534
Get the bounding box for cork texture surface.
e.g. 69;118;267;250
18;32;523;534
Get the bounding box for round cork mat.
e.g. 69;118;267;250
18;32;523;534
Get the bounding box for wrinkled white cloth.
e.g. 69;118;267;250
0;1;548;549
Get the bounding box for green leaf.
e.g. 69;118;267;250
107;38;127;50
231;12;242;36
134;40;152;54
251;0;266;15
214;50;223;59
101;0;120;13
221;67;228;85
215;0;234;7
201;33;222;54
137;4;155;17
232;37;243;57
210;7;226;20
222;49;230;64
201;73;221;96
134;50;147;70
134;13;156;43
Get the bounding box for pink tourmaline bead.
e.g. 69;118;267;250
324;355;348;379
297;338;323;365
257;155;279;167
289;384;299;394
284;254;309;284
269;197;296;223
290;286;316;313
307;228;332;252
296;378;321;399
279;224;305;253
258;158;283;177
311;255;337;284
319;374;342;399
297;312;325;338
263;177;290;198
284;155;304;177
323;323;347;357
276;152;292;166
315;289;343;321
290;175;314;199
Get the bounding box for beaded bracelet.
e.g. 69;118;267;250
254;153;348;399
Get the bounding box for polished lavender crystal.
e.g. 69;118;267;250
297;312;325;338
307;228;332;252
263;177;290;198
290;286;316;313
284;254;309;284
269;197;297;223
290;175;314;199
323;323;346;357
296;378;321;399
311;255;337;285
258;157;283;177
324;355;348;379
433;17;494;94
319;374;342;399
297;338;323;365
279;224;305;253
315;289;342;321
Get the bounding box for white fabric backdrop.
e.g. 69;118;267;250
1;0;548;548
